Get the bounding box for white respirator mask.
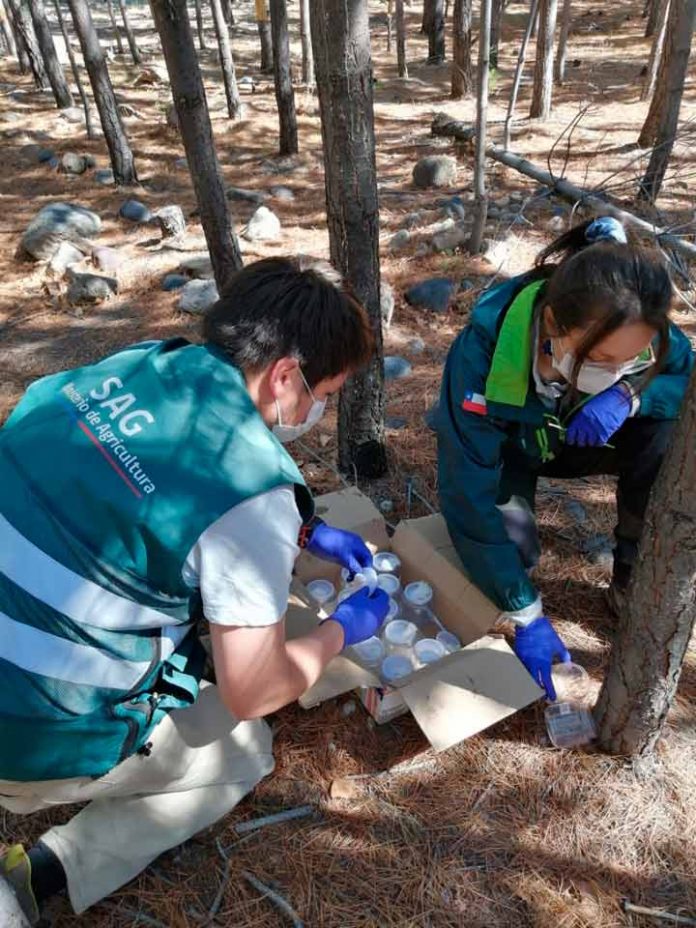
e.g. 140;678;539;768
551;340;653;395
272;367;326;443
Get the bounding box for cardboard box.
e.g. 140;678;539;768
287;489;543;752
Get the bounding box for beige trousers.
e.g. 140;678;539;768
0;685;274;914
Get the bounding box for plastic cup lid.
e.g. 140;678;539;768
404;580;433;606
436;630;461;653
353;636;385;664
383;619;418;647
386;597;400;622
355;566;378;593
377;573;400;596
306;579;336;605
415;638;447;664
374;551;401;573
381;654;414;683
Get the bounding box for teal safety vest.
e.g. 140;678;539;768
0;338;313;781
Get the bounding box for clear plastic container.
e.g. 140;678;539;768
377;573;401;598
403;581;434;628
373;551;401;576
436;630;461;653
385;597;400;623
545;703;597;748
382;619;419;654
355;566;378;593
351;636;385;668
306;579;337;615
381;653;414;684
551;662;592;705
414;638;447;666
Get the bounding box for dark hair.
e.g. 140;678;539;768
202;256;375;387
533;219;673;386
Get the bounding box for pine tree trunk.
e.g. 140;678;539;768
5;0;29;71
489;0;504;70
427;0;444;62
269;0;297;155
312;0;386;479
28;0;72;106
451;0;472;97
151;0;242;290
595;366;696;756
503;0;538;148
0;0;18;58
469;0;491;255
395;0;407;77
255;0;272;71
210;0;241;119
529;0;557;119
117;0;140;65
637;0;696;201
421;0;432;34
641;0;669;102
67;0;136;184
644;0;660;37
52;0;94;137
221;0;233;26
193;0;206;50
106;0;123;56
299;0;312;86
7;0;48;87
553;0;570;84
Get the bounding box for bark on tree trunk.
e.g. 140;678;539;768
469;0;491;255
529;0;557;119
28;0;73;106
644;0;660;37
255;0;272;71
117;0;140;65
421;0;432;34
427;0;445;62
396;0;407;78
637;0;696;201
270;0;297;155
7;0;48;87
641;0;669;102
5;0;30;71
595;366;696;757
67;0;136;184
52;0;94;137
211;0;241;119
193;0;206;50
489;0;504;70
554;0;570;84
106;0;123;56
299;0;313;86
0;0;18;58
312;0;386;479
451;0;472;97
151;0;242;291
503;0;538;148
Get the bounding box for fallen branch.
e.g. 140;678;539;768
486;146;696;261
622;899;696;926
241;871;304;928
234;804;314;835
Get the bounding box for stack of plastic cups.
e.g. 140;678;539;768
306;579;337;617
351;635;385;671
373;551;401;578
381;618;418;684
402;581;434;630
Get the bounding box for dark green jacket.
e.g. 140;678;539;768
436;275;694;614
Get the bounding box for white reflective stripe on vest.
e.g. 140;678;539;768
0;515;183;630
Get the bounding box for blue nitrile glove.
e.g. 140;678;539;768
513;617;571;700
325;586;390;647
306;522;373;577
565;384;632;448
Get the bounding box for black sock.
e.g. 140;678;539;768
28;841;67;904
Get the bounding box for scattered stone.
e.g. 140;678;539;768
20;143;41;162
495;195;511;208
380;281;395;329
119;199;152;223
48;241;84;274
564;498;588;525
244;205;281;242
547;214;566;233
407;337;425;354
161;273;189;292
83;154;96;169
440;195;466;220
431;224;468;253
384;355;412;381
385;416;407;430
486;205;501;220
402;211;422;229
226;185;266;205
47;156;59;169
67;269;117;304
60;152;88;175
406;278;456;314
95;168;114;186
329;777;361;800
150;205;186;239
389;229;410;251
178;278;219;315
19;202;101;262
424;401;439;430
259;155;300;175
430;217;455;235
268;184;295;201
60;105;86;124
91;246;120;274
133;64;168;86
37;147;55;164
177;254;214;279
379;499;394;514
412;155;457;190
414;242;430;258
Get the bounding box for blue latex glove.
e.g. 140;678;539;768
514;617;571;700
306;522;373;577
326;586;390;647
565;384;631;448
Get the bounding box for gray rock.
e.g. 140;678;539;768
389;229;410;251
226;185;267;205
486;205;501;219
385;416;408;430
244;205;281;242
405;277;456;313
161;273;189;292
407;337;425;354
47;156;59;169
67;269;118;304
384;355;412;381
37;147;55;163
439;195;466;220
495;195;510;207
92;246;120;274
177;254;214;279
268;184;295;201
402;211;423;229
460;279;475;291
60;105;86;124
150;205;186;239
20;143;41;162
380;281;395;329
48;241;84;274
431;224;468;253
412;155;457;190
19;202;102;261
95;168;114;185
414;242;430;258
60;152;88;175
430;217;455;235
83;154;96;169
178;278;219;314
119;199;152;223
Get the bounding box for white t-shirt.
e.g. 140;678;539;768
182;484;302;627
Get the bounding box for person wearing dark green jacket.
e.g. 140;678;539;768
437;217;694;699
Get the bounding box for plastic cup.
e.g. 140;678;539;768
351;636;385;668
355;566;378;593
385;597;400;623
306;579;336;607
404;581;433;607
414;638;447;666
544;703;597;748
383;619;418;653
436;630;461;653
381;653;414;684
377;573;401;597
373;551;401;576
551;662;591;704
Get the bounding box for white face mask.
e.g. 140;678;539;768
551;340;653;395
272;368;327;443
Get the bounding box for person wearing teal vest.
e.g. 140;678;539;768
437;217;694;700
0;256;390;923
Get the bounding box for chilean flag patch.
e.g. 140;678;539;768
462;391;488;416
